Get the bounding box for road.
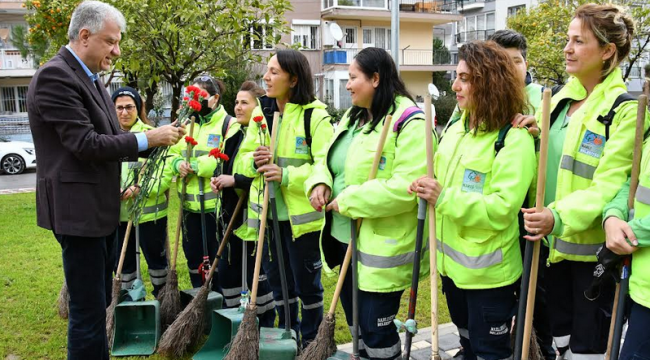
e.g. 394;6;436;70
0;168;36;192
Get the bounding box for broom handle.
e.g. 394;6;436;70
251;112;281;305
327;114;393;315
605;94;647;360
424;95;440;360
204;193;248;285
521;89;552;360
171;118;196;271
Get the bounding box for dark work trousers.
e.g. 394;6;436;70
545;259;615;356
333;239;404;360
116;218;168;298
182;210;219;291
55;230;117;360
620;300;650;360
218;234;276;327
517;239;556;360
262;221;324;348
441;275;517;360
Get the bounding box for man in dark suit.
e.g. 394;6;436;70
26;1;184;359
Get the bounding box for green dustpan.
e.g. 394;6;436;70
111;299;161;356
180;286;224;334
327;350;369;359
259;327;298;360
193;307;258;360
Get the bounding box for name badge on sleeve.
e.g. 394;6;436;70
461;169;486;194
579;130;605;158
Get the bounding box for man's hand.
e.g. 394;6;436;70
145;120;186;147
121;185;140;200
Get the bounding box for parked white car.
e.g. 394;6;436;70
0;138;36;175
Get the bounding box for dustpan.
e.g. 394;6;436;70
193;305;257;360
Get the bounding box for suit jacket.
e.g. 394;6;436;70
27;47;139;237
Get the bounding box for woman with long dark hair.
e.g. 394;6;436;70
305;47;430;360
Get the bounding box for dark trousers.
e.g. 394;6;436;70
441;276;517;360
262;221;324;347
517;241;555;360
620;300;650;360
545;260;615;355
55;230;117;360
218;234;276;327
334;240;404;360
116;218;168;298
182;210;219;291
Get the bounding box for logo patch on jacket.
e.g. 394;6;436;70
489;324;508;336
379;156;387;170
579;130;605;158
462;169;486;194
295;137;309;154
207;134;221;148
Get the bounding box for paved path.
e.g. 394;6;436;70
333;323;461;360
0;169;36;194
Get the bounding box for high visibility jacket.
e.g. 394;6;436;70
119;119;168;223
541;68;649;263
160;105;239;213
305;95;432;293
435;112;535;289
238;99;333;239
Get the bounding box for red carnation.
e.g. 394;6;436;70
183;96;189;102
188;100;202;112
219;153;230;161
253;116;263;123
185;85;201;101
200;90;209;99
208;148;221;158
261;124;267;131
185;136;198;146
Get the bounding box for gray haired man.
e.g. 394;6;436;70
26;2;184;359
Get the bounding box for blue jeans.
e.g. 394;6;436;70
262;221;324;347
620;300;650;360
55;230;117;360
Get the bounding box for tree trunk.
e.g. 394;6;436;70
144;81;159;126
171;82;182;123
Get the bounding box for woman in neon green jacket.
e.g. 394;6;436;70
305;47;429;360
410;41;535;359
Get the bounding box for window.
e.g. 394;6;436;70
339;79;352;109
486;12;495;30
244;22;275;50
292;25;320;50
325;79;334;106
507;5;526;18
0;86;28;113
375;28;390;50
344;27;357;46
1;87;15;113
363;29;373;45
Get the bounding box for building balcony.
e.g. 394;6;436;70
0;49;36;77
323;48;457;71
454;29;495;44
321;0;462;25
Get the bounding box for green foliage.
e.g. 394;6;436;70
21;0;80;64
433;93;457;126
508;0;650;85
432;37;451;65
326;104;347;124
219;64;262;117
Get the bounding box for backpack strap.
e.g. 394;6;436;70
597;93;635;141
495;123;513;154
221;114;232;138
548;85;567;128
304;108;314;148
393;106;424;133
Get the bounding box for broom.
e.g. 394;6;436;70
157;193;247;357
223;111;280;360
107;219;135;348
57;280;69;319
299;114;393;360
514;89;551;360
158;118;196;328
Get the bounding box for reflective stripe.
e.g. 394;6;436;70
224;297;242;307
150;276;167;286
478;357;512;360
302;300;324;310
121;279;136;289
565;350;604;360
257;301;276;314
181;149;209;157
181;192;219;202
438;239;502;269
257;292;274;305
358;241;429;269
554;334;571;348
636;185;650;205
189;268;199;274
290;211;324;225
148;268;167;277
458;327;469;339
250;202;262;214
248;218;260;229
275;297;299;307
121;272;137;282
560;155;597;180
277;157;311;168
554;238;602;256
127;161;143;169
361;339;401;359
221;286;243;297
142;201;168;214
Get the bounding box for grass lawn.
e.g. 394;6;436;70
0;192;450;360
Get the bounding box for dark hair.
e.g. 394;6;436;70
275;49;315;105
239;80;266;98
348;47;414;133
574;3;635;78
487;29;528;60
111;86;151;125
459;41;528;133
193;74;226;101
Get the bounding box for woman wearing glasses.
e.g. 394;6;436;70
111;86;169;297
160;75;233;290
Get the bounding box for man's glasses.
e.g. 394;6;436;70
116;105;136;113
